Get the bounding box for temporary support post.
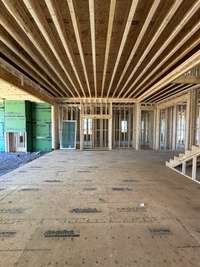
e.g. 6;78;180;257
80;102;84;150
192;156;197;180
108;102;112;150
189;89;197;148
135;103;141;150
172;105;177;150
58;106;63;149
51;105;59;150
155;107;160;150
182;161;186;175
185;96;191;150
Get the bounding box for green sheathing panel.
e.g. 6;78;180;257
26;101;32;152
31;103;52;152
4;100;26;132
0;101;52;153
0;101;5;152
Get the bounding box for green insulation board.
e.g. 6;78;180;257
31;103;52;152
0;100;52;152
4;100;26;132
0;101;5;152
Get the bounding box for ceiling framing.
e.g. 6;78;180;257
0;0;200;104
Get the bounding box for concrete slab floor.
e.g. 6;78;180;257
0;150;200;267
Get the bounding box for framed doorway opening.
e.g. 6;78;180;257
61;120;77;149
82;118;109;150
6;132;27;152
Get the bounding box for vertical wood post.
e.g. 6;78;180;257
155;107;160;150
182;161;186;175
108;102;112;150
135;103;141;150
172;105;177;150
192;156;197;180
185;95;190;151
51;104;59;150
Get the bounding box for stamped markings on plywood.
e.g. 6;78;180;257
112;187;133;191
83;188;97;191
149;228;172;236
122;179;139;183
117;206;147;213
0;231;17;238
19;188;40;192
77;170;91;173
0;218;26;225
70;208;101;213
0;208;25;214
44;180;62;183
44;229;80;238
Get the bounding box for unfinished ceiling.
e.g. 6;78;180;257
0;0;200;102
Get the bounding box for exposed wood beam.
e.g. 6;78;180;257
116;0;184;97
138;50;200;102
112;0;161;97
89;0;97;97
175;74;200;84
22;0;79;97
150;84;192;102
106;0;140;97
154;84;199;103
67;0;92;97
0;1;68;97
101;0;116;97
156;93;189;108
131;25;200;98
45;0;86;97
56;97;136;104
0;59;54;104
144;83;180;102
1;36;58;97
123;0;200;98
0;23;63;97
0;41;57;97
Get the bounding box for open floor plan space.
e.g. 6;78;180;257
0;150;200;267
0;0;200;266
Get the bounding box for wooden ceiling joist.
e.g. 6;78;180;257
138;50;200;102
0;1;68;97
149;83;192;102
155;84;200;103
0;59;54;104
22;0;81;98
0;0;199;102
132;25;200;98
1;36;58;97
67;0;91;97
0;41;57;97
106;0;140;97
2;0;75;97
45;0;86;97
123;0;200;98
144;83;181;102
112;0;161;97
116;0;184;98
89;0;97;97
101;0;116;97
124;2;200;97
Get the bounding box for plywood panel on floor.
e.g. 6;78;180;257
0;150;200;266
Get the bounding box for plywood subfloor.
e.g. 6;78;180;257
0;150;200;267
